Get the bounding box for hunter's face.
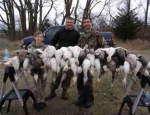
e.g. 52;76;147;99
35;33;44;45
65;19;74;30
83;19;92;30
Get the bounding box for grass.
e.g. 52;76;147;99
0;39;150;115
0;70;150;115
115;38;150;51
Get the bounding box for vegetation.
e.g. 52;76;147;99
113;8;142;41
0;40;150;114
0;0;149;41
1;68;150;115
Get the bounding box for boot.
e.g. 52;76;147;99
75;96;85;106
61;89;69;100
45;89;56;101
84;86;94;108
75;90;85;106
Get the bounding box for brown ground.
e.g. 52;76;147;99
0;39;150;115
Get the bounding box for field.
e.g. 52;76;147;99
0;38;150;115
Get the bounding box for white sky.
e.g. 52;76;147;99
47;0;150;24
0;0;150;25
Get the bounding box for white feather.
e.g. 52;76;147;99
50;57;57;72
82;59;91;85
101;47;116;63
34;74;38;83
10;56;20;71
94;58;101;83
86;53;95;66
23;58;29;69
55;49;63;65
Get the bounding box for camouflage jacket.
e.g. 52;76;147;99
27;42;46;64
27;42;45;54
78;29;104;50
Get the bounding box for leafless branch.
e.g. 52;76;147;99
53;7;58;25
12;0;21;12
70;7;74;14
42;0;56;23
90;1;101;11
0;15;8;25
107;5;115;20
91;0;110;19
74;0;79;24
0;6;5;12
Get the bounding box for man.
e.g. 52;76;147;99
75;17;105;108
45;17;80;100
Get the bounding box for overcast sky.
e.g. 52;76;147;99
0;0;149;25
47;0;149;24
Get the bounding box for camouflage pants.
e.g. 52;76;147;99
31;58;46;103
33;75;47;103
50;69;73;90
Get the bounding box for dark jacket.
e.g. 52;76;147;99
51;28;80;49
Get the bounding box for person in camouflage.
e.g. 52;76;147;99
75;17;105;108
27;31;46;110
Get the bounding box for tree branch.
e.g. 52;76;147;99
42;0;55;23
0;6;5;12
74;0;79;24
70;7;74;15
12;0;21;12
0;15;8;25
90;1;101;11
91;0;109;19
107;6;115;20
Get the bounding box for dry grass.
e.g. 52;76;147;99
0;39;150;115
115;38;150;51
0;39;20;57
0;33;7;39
0;71;150;115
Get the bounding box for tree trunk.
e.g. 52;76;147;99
28;1;34;36
33;0;38;32
144;0;150;29
74;0;79;24
21;10;27;38
81;0;91;29
7;0;15;40
39;0;43;30
61;0;73;25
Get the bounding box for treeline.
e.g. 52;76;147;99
0;0;149;41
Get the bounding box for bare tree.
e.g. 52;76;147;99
82;0;92;19
25;0;38;35
13;0;38;36
12;0;27;38
92;0;113;19
81;0;102;28
13;0;56;36
53;7;59;25
61;0;74;24
0;0;15;40
42;0;56;25
144;0;150;29
39;0;56;30
74;0;79;24
39;0;43;30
